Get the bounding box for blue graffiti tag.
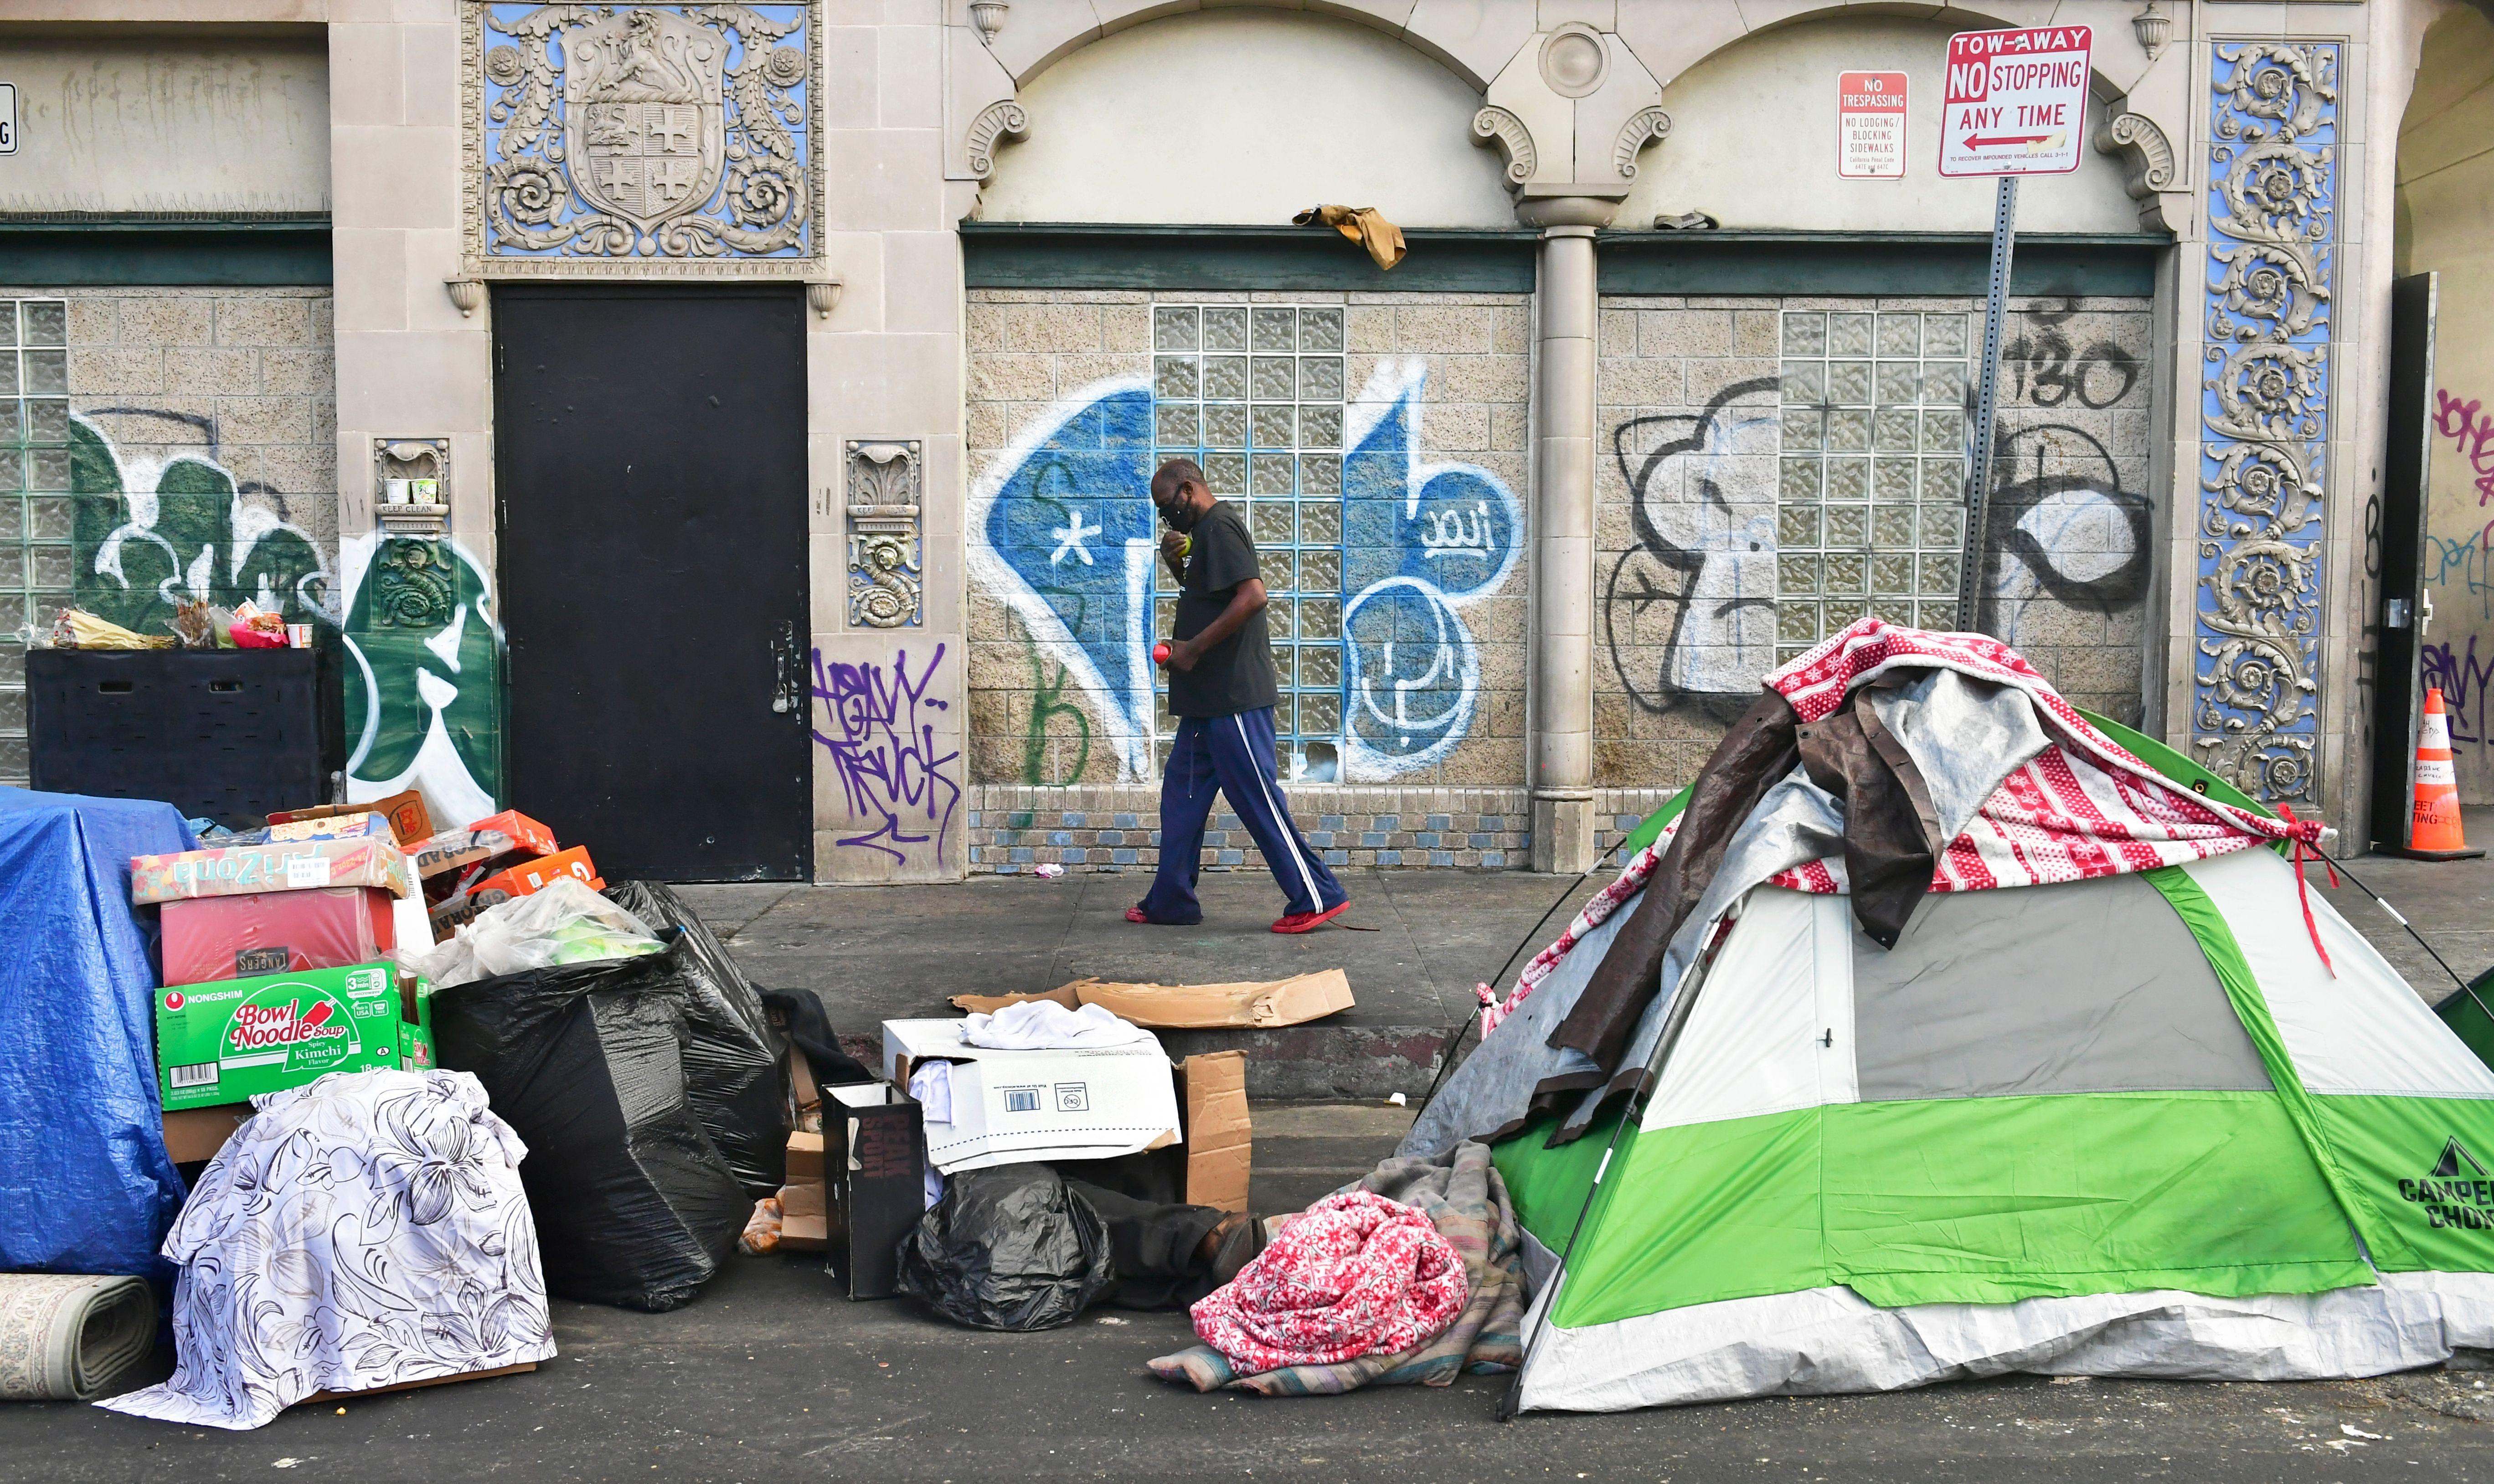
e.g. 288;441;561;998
969;365;1519;781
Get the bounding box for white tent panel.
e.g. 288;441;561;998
1515;1275;2459;1413
2181;848;2494;1100
1642;887;1858;1132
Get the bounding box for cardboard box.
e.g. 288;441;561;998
950;969;1354;1030
776;1178;828;1252
785;1129;825;1183
131;836;417;906
823;1082;925;1299
155;961;434;1112
427;845;603;942
1174;1051;1251;1213
409;813;557;881
160;886;396;984
883;1019;1183;1174
161;1103;252;1164
254;812;392;845
269;792;433;846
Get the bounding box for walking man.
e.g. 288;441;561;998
1128;459;1350;933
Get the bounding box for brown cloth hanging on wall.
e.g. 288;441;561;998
1292;205;1407;270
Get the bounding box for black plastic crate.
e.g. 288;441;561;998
27;649;336;828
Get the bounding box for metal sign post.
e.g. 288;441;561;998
1958;175;2018;631
1936;24;2092;633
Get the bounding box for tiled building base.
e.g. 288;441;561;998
965;785;1685;874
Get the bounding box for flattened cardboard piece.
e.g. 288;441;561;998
1176;1051;1252;1214
948;969;1353;1029
882;1020;1181;1173
776;1178;828;1252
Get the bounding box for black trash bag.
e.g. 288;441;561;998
432;940;750;1312
896;1165;1115;1331
603;880;790;1196
759;988;876;1088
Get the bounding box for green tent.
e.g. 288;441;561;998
1421;617;2494;1412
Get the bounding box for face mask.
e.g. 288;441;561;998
1157;495;1200;533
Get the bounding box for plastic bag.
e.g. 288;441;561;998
228;602;288;649
603;880;789;1197
430;940;750;1311
397;876;661;989
895;1165;1114;1332
49;608;173;650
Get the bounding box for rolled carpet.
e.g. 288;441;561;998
0;1275;157;1402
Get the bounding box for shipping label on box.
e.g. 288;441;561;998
155;961;433;1111
132;837;417;905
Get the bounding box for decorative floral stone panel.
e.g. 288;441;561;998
2195;41;2338;805
466;3;818;274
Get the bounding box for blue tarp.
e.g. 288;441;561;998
0;787;196;1275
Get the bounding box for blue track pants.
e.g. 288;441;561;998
1139;707;1348;923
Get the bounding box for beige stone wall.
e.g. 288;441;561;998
965;287;1531;793
1592;292;2154;790
0;286;335;787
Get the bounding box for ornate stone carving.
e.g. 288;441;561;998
2095;110;2178;200
464;3;819;278
2193;42;2338;806
370;540;460;629
963;99;1029;182
1471;105;1536;188
1613;105;1671;180
846;440;922;629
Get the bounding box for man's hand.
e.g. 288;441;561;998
1159;529;1189;576
1166;636;1201;672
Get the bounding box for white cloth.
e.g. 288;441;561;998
959;1000;1150;1050
98;1069;557;1430
907;1062;955;1209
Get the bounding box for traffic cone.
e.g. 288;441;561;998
2404;686;2484;859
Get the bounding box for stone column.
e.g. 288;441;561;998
1529;221;1600;873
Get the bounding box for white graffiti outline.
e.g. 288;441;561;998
72;410;335;619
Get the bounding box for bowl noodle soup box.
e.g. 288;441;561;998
155;961;435;1112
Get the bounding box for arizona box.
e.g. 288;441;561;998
155;961;435;1111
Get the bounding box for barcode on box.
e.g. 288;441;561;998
1001;1086;1041;1113
169;1062;220;1089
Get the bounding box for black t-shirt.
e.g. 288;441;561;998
1168;500;1279;718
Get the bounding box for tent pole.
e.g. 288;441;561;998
1498;925;1721;1421
1418;866;1600;1114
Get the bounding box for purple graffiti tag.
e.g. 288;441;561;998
809;644;961;864
2422;635;2494;751
2434;389;2494;507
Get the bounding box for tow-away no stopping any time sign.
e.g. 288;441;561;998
1939;26;2092;177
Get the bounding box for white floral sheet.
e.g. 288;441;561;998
100;1069;556;1430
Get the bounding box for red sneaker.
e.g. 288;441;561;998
1272;901;1350;934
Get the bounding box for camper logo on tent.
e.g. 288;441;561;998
2400;1139;2494;1230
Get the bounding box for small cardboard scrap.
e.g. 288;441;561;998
269;793;433;847
161;1103;252;1164
949;968;1352;1030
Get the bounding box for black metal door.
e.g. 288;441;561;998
2372;273;2437;855
493;285;811;881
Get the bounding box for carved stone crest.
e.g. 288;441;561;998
566;10;727;233
466;2;819;276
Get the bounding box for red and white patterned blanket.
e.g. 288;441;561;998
1479;619;2324;1033
1188;1190;1469;1375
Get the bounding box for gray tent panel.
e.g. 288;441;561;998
1850;871;2271;1101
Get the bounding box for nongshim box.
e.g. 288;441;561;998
155;961;434;1111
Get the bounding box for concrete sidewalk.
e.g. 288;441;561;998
680;805;2494;1101
678;867;1594;1098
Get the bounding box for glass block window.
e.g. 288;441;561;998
1774;308;1972;664
1147;303;1348;780
0;299;70;786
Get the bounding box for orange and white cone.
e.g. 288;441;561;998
2407;686;2481;858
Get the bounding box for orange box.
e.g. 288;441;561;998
427;845;605;942
459;810;557;860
